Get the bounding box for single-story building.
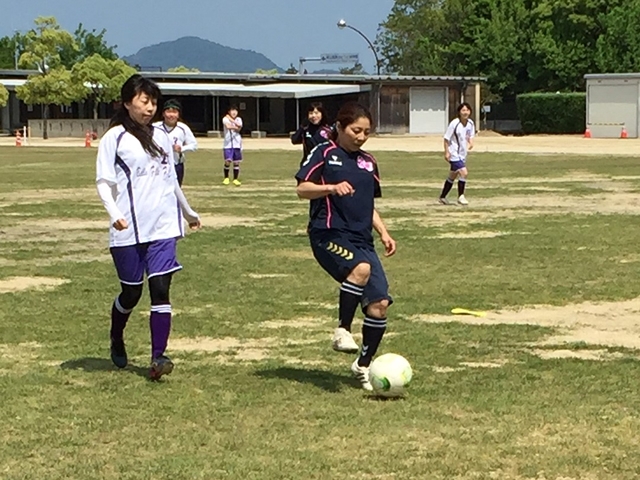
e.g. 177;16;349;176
585;73;640;138
0;69;484;137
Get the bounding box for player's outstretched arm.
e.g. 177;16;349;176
373;209;396;257
174;180;201;230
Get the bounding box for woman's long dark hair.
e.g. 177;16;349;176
110;74;164;157
307;102;329;126
331;102;373;141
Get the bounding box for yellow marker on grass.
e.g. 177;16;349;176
451;308;487;318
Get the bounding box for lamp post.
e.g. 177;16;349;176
337;19;381;75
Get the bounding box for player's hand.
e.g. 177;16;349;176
113;219;128;230
185;213;201;230
173;144;182;153
445;152;451;162
189;219;201;230
331;182;355;197
468;142;474;151
380;233;397;257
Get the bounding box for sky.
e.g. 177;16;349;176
1;0;395;72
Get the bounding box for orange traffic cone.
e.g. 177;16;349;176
621;126;628;139
85;130;92;148
584;127;591;138
15;130;22;147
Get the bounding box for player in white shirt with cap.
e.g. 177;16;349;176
153;98;197;186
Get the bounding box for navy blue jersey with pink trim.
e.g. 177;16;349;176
295;141;381;246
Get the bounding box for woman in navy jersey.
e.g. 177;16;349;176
96;74;201;380
291;102;333;164
295;102;396;391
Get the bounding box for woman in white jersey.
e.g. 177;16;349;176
222;105;243;186
96;74;201;380
153;99;197;186
438;103;475;205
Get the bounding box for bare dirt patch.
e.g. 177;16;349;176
246;273;292;279
431;231;516;239
0;187;96;204
261;316;329;329
411;297;640;350
197;214;258;228
531;349;624;361
0;276;69;293
170;335;328;365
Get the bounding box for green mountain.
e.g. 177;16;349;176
123;36;282;73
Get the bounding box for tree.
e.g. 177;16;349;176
377;0;626;97
340;62;367;75
0;83;8;107
16;17;82;139
72;54;136;119
0;32;27;70
60;23;118;68
596;0;640;73
167;66;200;73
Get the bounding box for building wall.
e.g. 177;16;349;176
586;78;639;138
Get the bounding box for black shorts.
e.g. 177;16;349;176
309;231;392;308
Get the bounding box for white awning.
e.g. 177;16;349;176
0;79;27;89
155;82;370;98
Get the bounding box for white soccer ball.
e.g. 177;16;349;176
369;353;413;398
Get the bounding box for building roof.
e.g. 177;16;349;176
146;72;485;84
585;73;640;80
156;82;370;98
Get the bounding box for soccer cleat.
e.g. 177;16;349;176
351;359;373;391
149;355;174;381
332;327;359;354
110;338;128;369
438;197;450;205
233;179;241;186
222;178;230;185
457;195;469;205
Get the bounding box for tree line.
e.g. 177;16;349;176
376;0;640;99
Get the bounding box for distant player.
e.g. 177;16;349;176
153;99;197;186
439;102;475;205
96;74;201;380
222;105;243;186
295;102;397;391
291;102;333;164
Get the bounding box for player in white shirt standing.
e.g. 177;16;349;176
153;99;198;186
96;74;201;380
439;102;475;205
222;105;243;186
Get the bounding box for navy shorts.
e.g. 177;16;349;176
450;160;466;171
223;148;243;161
110;238;182;285
309;231;392;309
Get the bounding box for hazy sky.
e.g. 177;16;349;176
2;0;395;72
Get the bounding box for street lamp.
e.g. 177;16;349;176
337;19;381;75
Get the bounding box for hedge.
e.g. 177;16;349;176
516;93;586;134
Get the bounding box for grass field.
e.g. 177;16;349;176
2;146;640;480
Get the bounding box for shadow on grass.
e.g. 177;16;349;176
60;357;148;378
255;366;355;393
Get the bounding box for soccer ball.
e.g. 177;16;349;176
369;353;413;398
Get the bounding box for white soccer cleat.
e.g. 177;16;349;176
351;359;373;391
457;195;469;205
332;327;359;353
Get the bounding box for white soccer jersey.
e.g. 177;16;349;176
153;121;198;164
444;118;475;162
96;125;184;248
223;116;243;149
